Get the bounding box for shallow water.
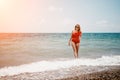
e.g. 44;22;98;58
0;33;120;77
0;33;120;67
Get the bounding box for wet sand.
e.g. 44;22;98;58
0;65;120;80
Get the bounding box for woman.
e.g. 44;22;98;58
68;24;82;58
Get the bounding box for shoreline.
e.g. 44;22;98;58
0;65;120;80
60;66;120;80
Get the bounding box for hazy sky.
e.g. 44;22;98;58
0;0;120;33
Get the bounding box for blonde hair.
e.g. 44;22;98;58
75;24;81;32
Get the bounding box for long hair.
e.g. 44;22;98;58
75;24;81;32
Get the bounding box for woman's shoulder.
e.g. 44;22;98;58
71;30;75;33
79;31;82;34
79;31;82;36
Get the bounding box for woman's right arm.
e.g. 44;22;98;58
68;31;73;46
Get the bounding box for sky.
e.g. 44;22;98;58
0;0;120;33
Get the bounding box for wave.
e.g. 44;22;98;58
0;55;120;77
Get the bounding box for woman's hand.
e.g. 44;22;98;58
68;41;71;46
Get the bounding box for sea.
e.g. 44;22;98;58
0;33;120;77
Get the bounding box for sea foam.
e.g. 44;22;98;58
0;55;120;77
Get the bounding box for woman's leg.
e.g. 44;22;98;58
71;41;77;58
76;43;80;58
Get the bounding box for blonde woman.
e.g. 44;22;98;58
68;24;82;58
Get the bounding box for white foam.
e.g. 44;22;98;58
0;55;120;77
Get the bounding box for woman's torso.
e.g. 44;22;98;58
71;30;82;43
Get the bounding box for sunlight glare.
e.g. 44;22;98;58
0;0;7;8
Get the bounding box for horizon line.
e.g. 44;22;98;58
0;32;120;33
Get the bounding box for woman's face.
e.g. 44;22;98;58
75;26;80;31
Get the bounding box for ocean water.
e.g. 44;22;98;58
0;33;120;77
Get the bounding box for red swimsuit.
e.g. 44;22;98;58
71;31;82;44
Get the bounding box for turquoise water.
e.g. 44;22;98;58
0;33;120;67
81;33;120;57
